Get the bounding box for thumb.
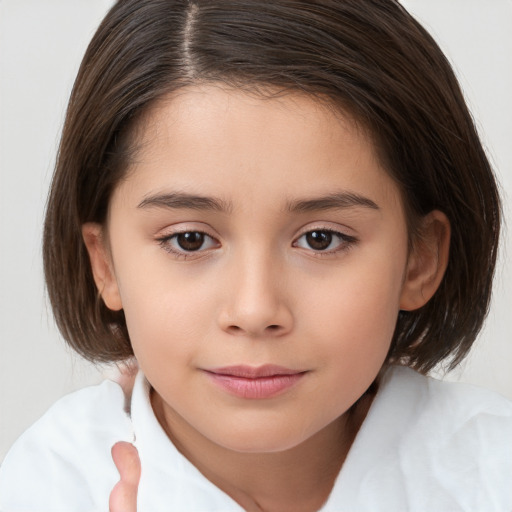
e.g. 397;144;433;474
109;441;141;512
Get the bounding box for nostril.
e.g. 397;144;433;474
225;324;283;335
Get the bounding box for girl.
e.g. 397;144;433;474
1;0;511;510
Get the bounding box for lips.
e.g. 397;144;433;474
203;365;307;399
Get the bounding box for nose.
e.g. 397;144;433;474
217;250;294;338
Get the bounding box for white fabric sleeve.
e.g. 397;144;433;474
0;380;134;512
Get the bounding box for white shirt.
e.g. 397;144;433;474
1;366;511;511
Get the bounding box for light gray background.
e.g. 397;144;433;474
1;0;511;462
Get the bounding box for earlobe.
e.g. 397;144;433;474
399;210;450;311
82;223;123;311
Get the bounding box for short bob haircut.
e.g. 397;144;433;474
44;0;500;374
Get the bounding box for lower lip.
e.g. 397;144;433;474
204;372;306;399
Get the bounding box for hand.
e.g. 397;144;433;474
109;441;141;512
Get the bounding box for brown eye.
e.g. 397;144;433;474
176;232;205;251
157;230;219;258
305;230;333;250
294;228;357;254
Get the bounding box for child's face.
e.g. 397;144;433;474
89;85;421;453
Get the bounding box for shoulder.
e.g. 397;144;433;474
357;366;512;448
344;367;512;510
386;365;512;422
333;367;512;511
380;366;512;459
0;379;133;512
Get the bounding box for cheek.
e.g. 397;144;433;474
300;276;401;423
114;256;217;368
303;252;405;368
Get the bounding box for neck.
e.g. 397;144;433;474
151;392;374;512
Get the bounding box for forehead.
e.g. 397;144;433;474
116;85;402;215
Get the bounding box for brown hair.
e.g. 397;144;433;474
43;0;501;373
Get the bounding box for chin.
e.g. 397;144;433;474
208;424;309;454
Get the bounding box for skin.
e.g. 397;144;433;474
109;442;140;512
85;85;450;511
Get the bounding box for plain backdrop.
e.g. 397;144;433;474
0;0;511;462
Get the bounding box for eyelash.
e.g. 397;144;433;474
156;230;219;259
156;228;358;259
293;228;358;256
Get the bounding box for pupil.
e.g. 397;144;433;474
306;231;332;250
177;232;204;251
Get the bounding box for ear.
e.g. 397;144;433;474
399;210;450;311
82;223;123;311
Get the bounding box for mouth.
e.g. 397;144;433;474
202;365;308;399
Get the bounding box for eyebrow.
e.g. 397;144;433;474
138;192;233;213
285;191;380;213
137;190;379;214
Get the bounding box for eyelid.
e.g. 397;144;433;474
292;224;358;255
154;221;220;240
155;224;221;259
154;222;358;259
294;221;357;241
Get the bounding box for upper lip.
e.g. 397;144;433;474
204;365;306;379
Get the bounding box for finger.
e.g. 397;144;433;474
112;441;141;486
109;479;137;512
109;441;141;512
